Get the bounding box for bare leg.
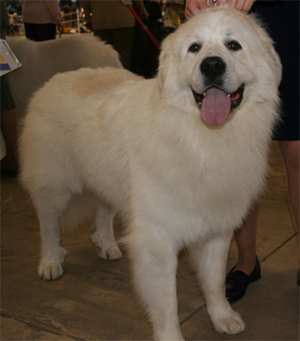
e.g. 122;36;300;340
1;108;18;173
233;140;299;275
279;140;299;232
234;206;258;275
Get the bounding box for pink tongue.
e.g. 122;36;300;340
201;87;231;126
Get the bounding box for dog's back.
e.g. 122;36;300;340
7;36;122;116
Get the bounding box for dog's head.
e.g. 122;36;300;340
158;7;281;126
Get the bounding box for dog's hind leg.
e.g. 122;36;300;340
189;233;245;335
126;229;184;341
90;205;122;260
33;189;71;281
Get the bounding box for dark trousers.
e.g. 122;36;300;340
24;23;57;42
94;28;134;71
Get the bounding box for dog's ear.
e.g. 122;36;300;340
158;49;167;89
158;37;170;89
157;33;177;89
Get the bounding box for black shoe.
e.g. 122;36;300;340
225;256;261;304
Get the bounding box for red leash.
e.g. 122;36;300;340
126;4;161;51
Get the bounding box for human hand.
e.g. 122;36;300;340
185;0;256;19
140;8;149;21
134;0;149;21
218;0;256;12
185;0;209;19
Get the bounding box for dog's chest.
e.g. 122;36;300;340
130;140;264;240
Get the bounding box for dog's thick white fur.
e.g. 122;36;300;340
7;35;122;116
20;8;281;340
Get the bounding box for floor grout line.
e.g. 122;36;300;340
180;306;204;326
260;233;297;263
1;312;86;341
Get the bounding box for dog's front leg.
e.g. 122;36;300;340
189;233;245;335
126;229;184;341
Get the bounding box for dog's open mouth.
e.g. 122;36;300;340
192;85;244;126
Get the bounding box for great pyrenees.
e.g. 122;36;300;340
20;8;281;340
7;35;122;117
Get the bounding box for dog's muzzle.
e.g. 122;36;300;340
191;56;244;126
192;56;245;126
192;84;245;126
201;56;226;87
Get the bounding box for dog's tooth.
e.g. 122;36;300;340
227;93;231;97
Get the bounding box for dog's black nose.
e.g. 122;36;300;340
200;56;226;80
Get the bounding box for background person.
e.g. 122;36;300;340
1;1;19;175
21;0;63;41
81;0;148;71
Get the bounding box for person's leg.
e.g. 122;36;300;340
40;23;57;41
279;140;299;285
225;206;261;303
279;140;299;232
1;108;18;174
24;23;56;41
226;140;300;302
1;76;18;174
233;206;258;275
112;27;134;70
24;23;39;40
93;29;113;46
94;28;133;70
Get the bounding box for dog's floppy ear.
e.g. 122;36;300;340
158;47;167;89
157;33;176;89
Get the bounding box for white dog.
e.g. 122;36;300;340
7;35;122;117
20;8;281;340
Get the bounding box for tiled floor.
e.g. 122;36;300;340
1;142;299;340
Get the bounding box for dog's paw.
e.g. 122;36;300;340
97;244;122;260
38;261;63;280
211;310;245;334
38;247;68;280
90;233;122;260
212;311;245;334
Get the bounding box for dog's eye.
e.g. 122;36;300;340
226;40;242;51
188;43;201;53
